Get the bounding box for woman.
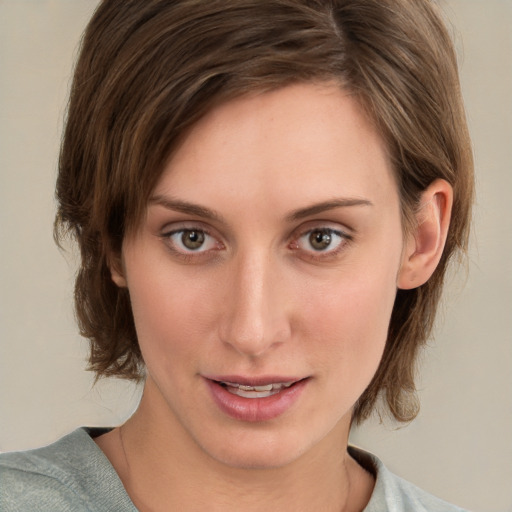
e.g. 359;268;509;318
0;1;473;510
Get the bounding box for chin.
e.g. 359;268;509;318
210;442;305;470
196;424;327;471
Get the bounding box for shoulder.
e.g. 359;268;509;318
349;446;470;512
0;428;136;512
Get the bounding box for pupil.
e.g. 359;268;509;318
182;230;205;250
310;230;331;250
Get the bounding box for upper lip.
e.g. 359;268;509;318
204;375;305;386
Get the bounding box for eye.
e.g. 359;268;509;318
164;228;221;254
294;227;349;255
307;229;339;251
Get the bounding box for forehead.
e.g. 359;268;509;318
153;82;397;216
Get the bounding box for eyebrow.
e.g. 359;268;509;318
286;198;373;221
149;195;372;223
149;195;226;223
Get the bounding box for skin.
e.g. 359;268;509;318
97;82;452;511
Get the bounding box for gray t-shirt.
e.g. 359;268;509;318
0;428;468;511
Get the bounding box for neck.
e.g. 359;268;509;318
99;380;373;512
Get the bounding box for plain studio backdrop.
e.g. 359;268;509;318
0;2;510;511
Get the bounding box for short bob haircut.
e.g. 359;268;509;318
55;0;473;425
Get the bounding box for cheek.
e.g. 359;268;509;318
296;258;399;390
307;278;394;352
126;263;217;373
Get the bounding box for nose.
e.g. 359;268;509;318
218;251;292;358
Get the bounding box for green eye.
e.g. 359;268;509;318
181;230;205;250
165;228;219;254
293;227;348;257
308;230;334;251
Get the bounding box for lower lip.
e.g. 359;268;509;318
204;378;308;422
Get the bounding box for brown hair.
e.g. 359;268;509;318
55;0;473;424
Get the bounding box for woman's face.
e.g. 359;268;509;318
116;83;407;469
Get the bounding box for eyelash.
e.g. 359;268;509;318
290;227;352;261
160;224;352;262
161;226;223;262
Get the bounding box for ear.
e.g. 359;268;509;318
109;252;128;288
397;179;453;290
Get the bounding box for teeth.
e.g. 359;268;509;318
220;381;295;398
239;384;273;392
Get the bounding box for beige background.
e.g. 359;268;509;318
0;1;510;511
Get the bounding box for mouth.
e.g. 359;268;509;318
204;375;308;421
216;380;297;399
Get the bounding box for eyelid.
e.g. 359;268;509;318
290;220;354;241
167;229;217;250
160;219;220;240
289;222;353;259
158;219;353;263
160;222;225;259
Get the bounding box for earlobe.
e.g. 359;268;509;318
109;254;127;288
397;179;453;290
